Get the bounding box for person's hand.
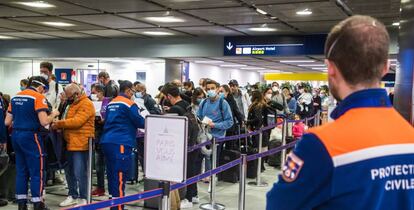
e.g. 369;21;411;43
51;120;59;130
208;121;215;128
163;106;170;111
51;109;60;118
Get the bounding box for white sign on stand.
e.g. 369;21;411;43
144;115;188;183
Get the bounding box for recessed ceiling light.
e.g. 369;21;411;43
258;70;282;73
0;35;15;39
312;67;328;70
145;16;186;23
392;22;400;26
142;31;174;36
249;27;277;32
194;60;224;64
280;60;315;63
296;9;312;16
15;1;55;8
298;64;326;67
256;8;267;15
41;21;75;27
220;64;247;67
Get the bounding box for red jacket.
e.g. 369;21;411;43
292;122;305;139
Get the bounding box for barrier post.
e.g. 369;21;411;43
87;138;93;204
281;119;288;167
161;181;171;210
248;132;267;187
317;110;321;126
305;117;309;127
238;154;247;210
200;138;225;210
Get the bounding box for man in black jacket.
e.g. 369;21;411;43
134;82;161;114
98;72;119;98
161;83;202;209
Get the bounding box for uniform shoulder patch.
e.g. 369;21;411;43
282;152;304;183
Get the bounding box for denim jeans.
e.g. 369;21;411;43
65;151;88;199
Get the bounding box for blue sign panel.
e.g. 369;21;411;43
55;68;73;84
224;35;326;56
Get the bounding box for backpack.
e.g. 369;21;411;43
176;105;200;147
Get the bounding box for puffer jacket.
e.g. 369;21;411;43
55;94;95;151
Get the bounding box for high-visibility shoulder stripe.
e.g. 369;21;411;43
108;101;132;108
309;107;414;158
333;143;414;167
13;95;36;100
110;96;134;107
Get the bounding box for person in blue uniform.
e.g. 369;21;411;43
4;76;59;210
266;15;414;210
100;80;145;210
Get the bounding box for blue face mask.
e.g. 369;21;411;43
219;92;225;98
207;90;217;98
20;86;25;91
196;98;203;104
135;92;143;98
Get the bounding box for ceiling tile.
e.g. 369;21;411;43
0;0;98;15
228;23;297;35
78;29;142;37
0;32;59;39
0;5;43;17
64;14;153;29
119;11;212;27
172;26;244;36
37;31;96;38
244;0;323;5
0;27;17;32
10;16;106;30
343;0;400;18
122;28;186;37
289;20;338;33
0;19;57;31
257;1;347;22
64;0;164;12
185;7;269;25
151;0;242;10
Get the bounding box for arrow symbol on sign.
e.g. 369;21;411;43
226;42;233;50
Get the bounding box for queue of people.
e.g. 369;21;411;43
0;60;334;210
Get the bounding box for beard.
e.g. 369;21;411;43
328;77;342;102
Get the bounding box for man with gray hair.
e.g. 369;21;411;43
52;83;95;207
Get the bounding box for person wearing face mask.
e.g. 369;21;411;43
20;79;29;91
97;71;119;98
133;81;161;115
99;80;145;210
296;85;313;119
270;82;289;115
228;80;250;122
197;80;233;174
51;83;95;207
40;62;63;109
5;76;60;210
218;85;244;149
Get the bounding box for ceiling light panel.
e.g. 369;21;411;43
15;1;55;8
248;27;277;32
142;31;174;36
41;21;75;27
145;16;186;23
220;64;247;67
296;8;312;15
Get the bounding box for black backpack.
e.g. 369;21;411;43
177;105;200;147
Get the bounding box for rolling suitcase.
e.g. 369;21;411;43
127;148;139;184
218;149;240;183
246;146;258;179
267;140;282;168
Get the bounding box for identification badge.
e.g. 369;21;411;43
282;152;304;182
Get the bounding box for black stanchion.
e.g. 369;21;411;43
248;132;268;187
87;138;93;204
238;154;247;210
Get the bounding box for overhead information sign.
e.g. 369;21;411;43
224;35;326;56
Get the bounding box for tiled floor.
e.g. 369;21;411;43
0;164;280;210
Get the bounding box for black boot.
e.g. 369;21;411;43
17;202;27;210
33;202;50;210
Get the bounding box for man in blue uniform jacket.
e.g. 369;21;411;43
266;15;414;210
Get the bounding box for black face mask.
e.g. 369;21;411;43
67;94;77;105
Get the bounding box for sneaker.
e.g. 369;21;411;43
59;196;77;207
74;199;87;207
92;188;105;197
192;196;199;204
54;174;65;184
180;199;193;209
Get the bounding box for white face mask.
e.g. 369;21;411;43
91;94;98;101
40;73;49;81
265;93;272;100
272;87;279;93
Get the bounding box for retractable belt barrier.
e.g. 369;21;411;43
66;112;318;210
